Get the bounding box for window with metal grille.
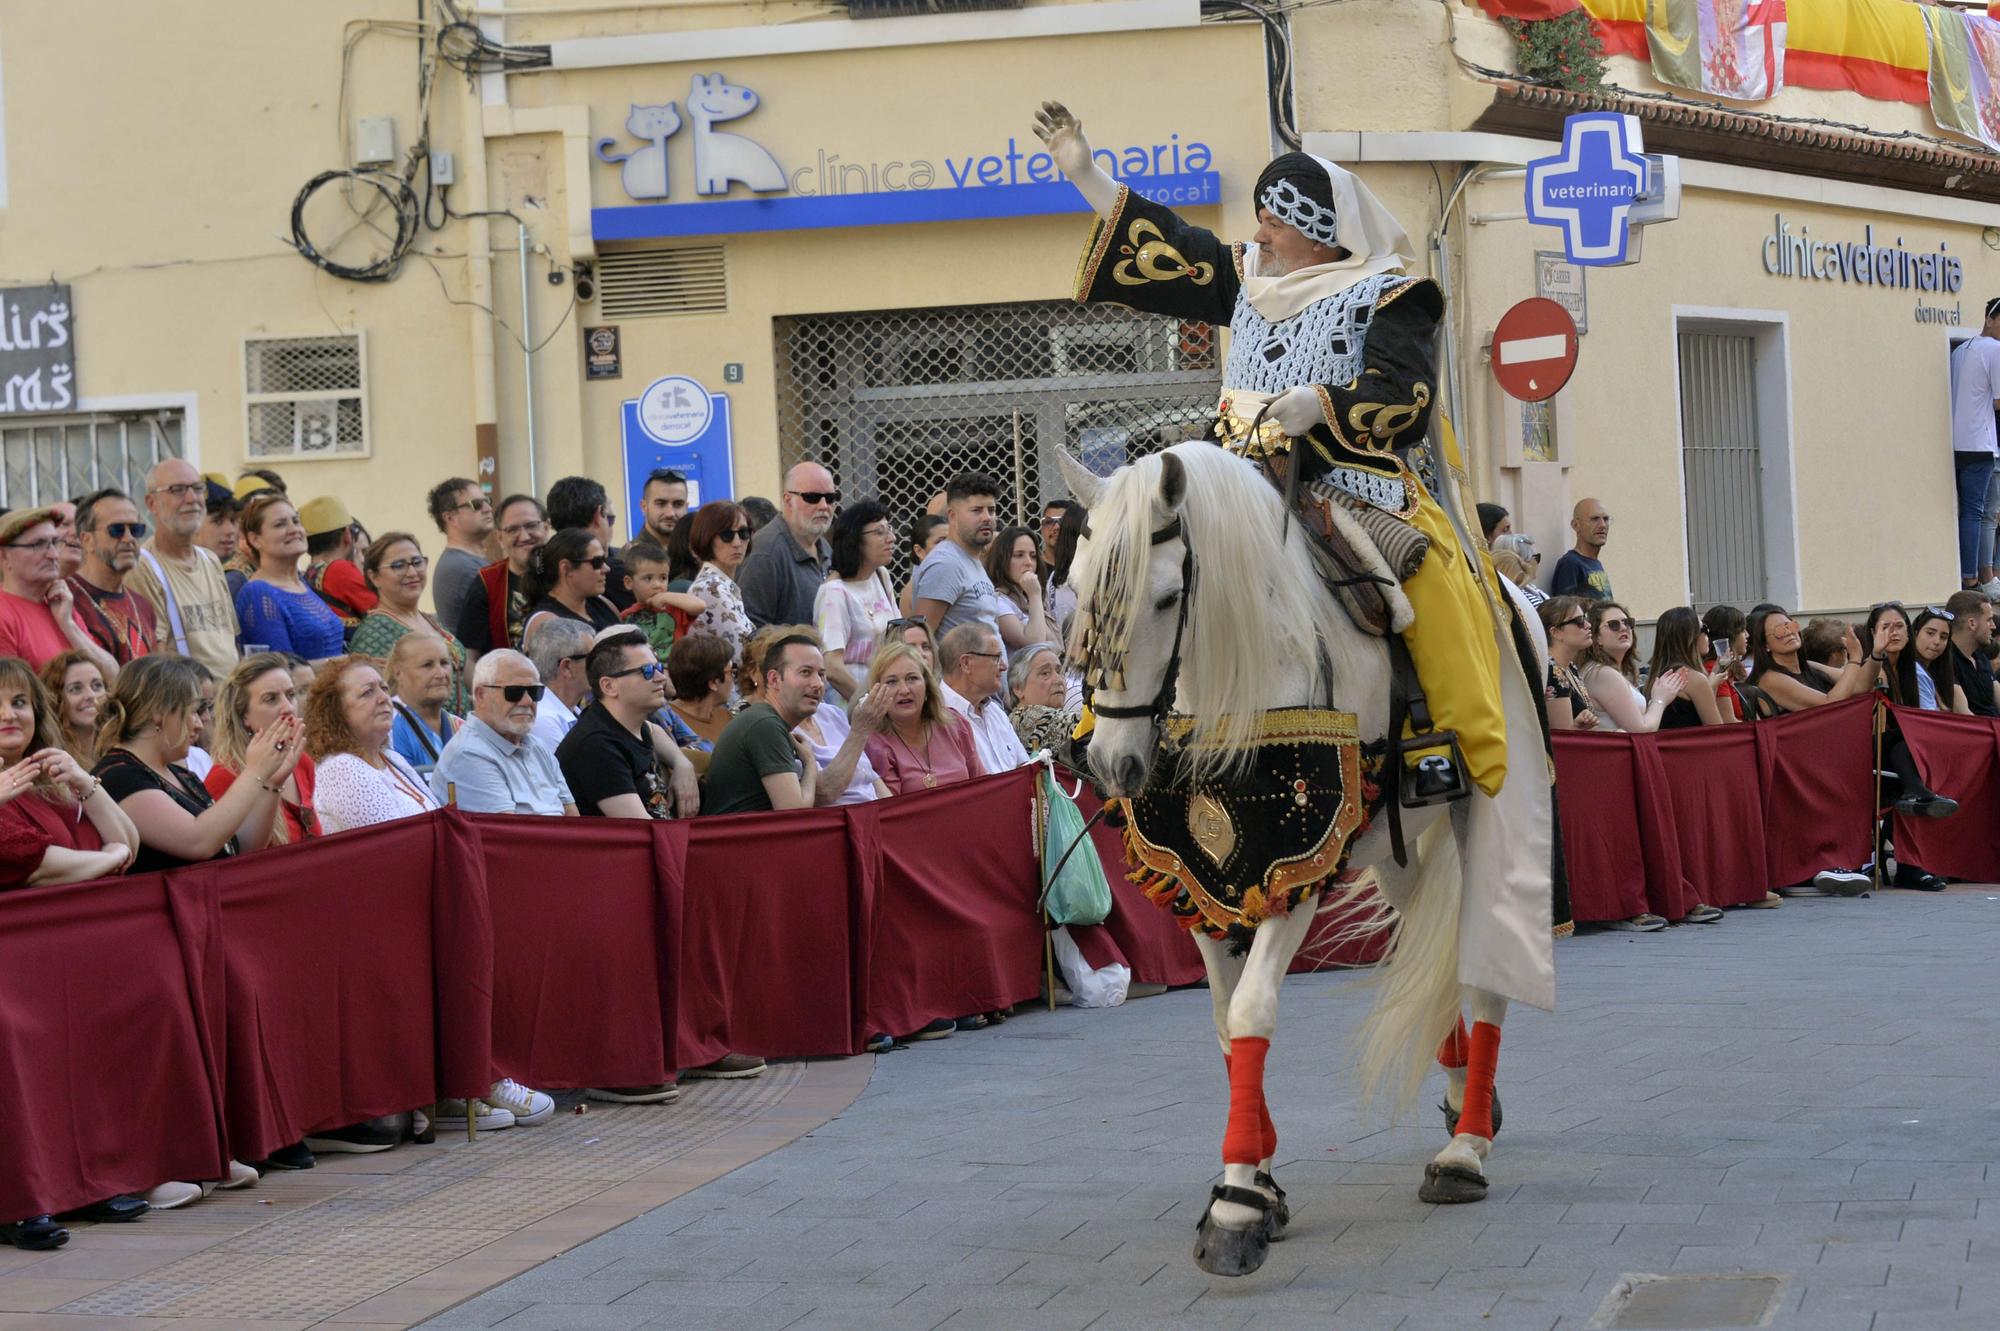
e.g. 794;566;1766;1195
0;410;185;508
243;334;368;461
774;300;1219;578
598;245;727;319
1678;330;1766;608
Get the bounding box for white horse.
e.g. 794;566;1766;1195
1057;439;1555;1278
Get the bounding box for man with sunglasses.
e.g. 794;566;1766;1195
68;487;159;667
524;617;596;752
738;462;836;628
556;626;700;821
427;477;496;631
0;507;121;679
431;649;576;816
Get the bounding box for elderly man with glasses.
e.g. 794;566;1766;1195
737;462;836;629
125;457;242;681
937;622;1029;775
431;649;575;816
0;507;122;677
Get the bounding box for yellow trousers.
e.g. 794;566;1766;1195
1400;474;1509;798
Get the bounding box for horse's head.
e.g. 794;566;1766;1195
1059;447;1192;798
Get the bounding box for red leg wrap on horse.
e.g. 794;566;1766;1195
1458;1021;1501;1140
1222;1037;1270;1165
1436;1016;1470;1069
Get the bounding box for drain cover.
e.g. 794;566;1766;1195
1592;1273;1787;1329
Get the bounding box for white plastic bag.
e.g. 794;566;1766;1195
1049;926;1130;1008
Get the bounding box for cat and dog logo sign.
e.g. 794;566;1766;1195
590;73;1221;240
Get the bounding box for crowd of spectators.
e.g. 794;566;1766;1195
1501;501;1992;931
0;457;1091;1251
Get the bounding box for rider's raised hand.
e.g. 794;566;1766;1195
1033;102;1093;178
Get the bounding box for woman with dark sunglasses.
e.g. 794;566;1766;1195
520;528;621;642
687;503;756;683
1536;596;1598;732
1578;601;1686;734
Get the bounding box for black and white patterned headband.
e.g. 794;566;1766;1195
1259;177;1340;248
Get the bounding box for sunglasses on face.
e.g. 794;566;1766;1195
448;497;492;514
484;683;546;703
100;522;149;539
786;490;840;506
720;527;755;542
1558;615;1588;629
577;555;610;570
1600;618;1631;632
608;662;667;682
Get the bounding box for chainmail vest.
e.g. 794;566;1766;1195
1222;272;1404;397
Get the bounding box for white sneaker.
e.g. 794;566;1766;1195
214;1160;259;1190
434;1098;515;1131
486;1078;555;1127
1814;869;1872;897
144;1181;205;1210
1979;577;2000;600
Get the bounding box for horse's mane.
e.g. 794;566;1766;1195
1070;441;1358;782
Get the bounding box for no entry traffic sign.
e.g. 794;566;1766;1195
1491;298;1579;402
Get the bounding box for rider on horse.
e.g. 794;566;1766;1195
1036;103;1512;810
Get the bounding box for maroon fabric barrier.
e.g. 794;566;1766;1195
0;875;231;1220
1554;696;1876;921
863;768;1045;1040
1890;704;2000;880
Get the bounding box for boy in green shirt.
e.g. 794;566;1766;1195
619;540;705;661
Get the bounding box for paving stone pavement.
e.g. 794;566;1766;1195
425;887;2000;1331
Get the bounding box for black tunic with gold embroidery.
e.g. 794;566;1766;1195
1072;185;1441;506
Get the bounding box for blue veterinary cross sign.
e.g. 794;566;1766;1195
1525;114;1647;267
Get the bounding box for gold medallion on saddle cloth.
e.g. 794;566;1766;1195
1120;708;1374;940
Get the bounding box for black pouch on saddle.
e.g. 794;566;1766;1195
1120;708;1369;940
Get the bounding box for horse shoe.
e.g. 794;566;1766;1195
1191;1184;1274;1277
1439;1089;1501;1139
1418;1159;1489;1205
1254;1169;1290;1241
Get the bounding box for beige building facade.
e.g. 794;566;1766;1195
0;0;1987;618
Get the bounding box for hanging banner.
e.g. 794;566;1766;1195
1923;6;2000;155
1646;0;1787;100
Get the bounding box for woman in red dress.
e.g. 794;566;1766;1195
0;656;136;890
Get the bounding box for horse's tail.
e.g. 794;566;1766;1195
1320;816;1465;1118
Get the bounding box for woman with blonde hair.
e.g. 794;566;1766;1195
1577;601;1686;733
860;639;982;795
205;652;320;847
39;649;107;765
93;654;299;873
382;632;459;775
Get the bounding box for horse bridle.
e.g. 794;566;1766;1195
1080;514;1196;730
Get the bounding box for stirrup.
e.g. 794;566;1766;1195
1397;729;1470;809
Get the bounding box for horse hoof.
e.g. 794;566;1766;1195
1440;1090;1501;1139
1418;1161;1489;1205
1253;1170;1290;1241
1193;1213;1271;1276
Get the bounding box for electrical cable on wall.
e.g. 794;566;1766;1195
1201;0;1301;150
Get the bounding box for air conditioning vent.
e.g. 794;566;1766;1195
845;0;1024;15
597;245;727;318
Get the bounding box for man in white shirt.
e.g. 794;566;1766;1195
937;622;1029;774
523;617;594;753
1949;297;2000;595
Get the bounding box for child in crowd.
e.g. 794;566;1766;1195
618;541;706;663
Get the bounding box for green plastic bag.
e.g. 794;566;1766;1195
1040;767;1113;926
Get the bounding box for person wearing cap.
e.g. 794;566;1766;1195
68;487;160;666
127;458;242;682
0;507;123;677
297;497;377;634
235;494;348;663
